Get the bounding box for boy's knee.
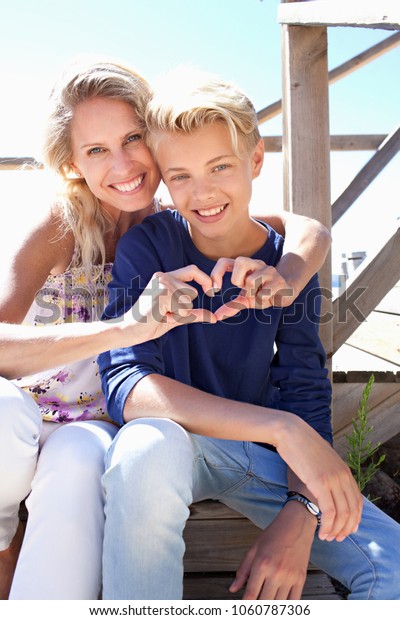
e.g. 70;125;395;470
104;418;194;493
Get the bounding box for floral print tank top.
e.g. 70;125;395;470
12;264;115;424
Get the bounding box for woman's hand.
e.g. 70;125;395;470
124;265;217;343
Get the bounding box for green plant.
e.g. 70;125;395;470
345;374;385;494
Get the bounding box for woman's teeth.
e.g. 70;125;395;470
197;204;226;217
113;175;144;192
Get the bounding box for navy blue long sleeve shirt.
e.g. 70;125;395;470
98;210;332;444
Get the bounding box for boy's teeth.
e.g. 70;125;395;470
113;175;144;192
198;205;226;217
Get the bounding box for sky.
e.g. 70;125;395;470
0;0;399;271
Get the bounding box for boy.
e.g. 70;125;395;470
98;68;400;600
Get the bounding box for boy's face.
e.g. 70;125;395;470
154;122;264;258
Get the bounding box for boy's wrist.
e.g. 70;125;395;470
281;497;320;535
284;492;321;530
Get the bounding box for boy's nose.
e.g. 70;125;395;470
192;179;216;203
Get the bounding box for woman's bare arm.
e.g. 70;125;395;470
255;212;331;304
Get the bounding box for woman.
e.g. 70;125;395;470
0;59;330;600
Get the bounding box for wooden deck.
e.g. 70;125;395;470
183;501;343;600
332;281;400;456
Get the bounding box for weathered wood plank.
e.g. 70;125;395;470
257;32;400;125
346;311;400;366
1;134;385;173
333;227;400;352
334;388;400;457
328;31;400;82
332;126;400;225
263;134;387;153
333;344;400;373
375;281;400;314
184;516;261;572
0;157;42;170
281;23;332;358
189;501;246;520
332;380;400;436
183;570;342;600
278;0;400;30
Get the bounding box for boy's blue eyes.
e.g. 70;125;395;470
88;146;103;155
214;164;229;172
171;164;230;181
126;133;141;144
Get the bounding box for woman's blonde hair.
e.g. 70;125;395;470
43;60;152;273
145;66;261;156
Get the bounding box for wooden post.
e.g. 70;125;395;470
281;3;332;366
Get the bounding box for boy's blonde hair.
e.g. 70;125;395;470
43;59;152;274
145;66;261;156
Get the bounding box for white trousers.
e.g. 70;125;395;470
0;377;118;599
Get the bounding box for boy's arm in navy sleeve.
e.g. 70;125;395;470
270;274;333;444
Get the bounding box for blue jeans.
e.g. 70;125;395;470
102;418;400;600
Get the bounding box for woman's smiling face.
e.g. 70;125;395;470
70;97;161;218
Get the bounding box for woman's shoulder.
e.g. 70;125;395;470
0;202;75;322
5;201;73;267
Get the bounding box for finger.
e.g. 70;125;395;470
270;584;291;601
246;573;284;601
229;548;255;593
315;467;362;541
159;265;214;296
209;258;235;292
214;295;251;321
287;582;304;601
330;477;363;542
307;485;336;541
230;258;266;290
240;269;270;302
167;308;216;325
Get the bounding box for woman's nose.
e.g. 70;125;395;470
111;149;134;176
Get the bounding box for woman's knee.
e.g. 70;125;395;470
0;379;41;547
0;378;42;443
40;420;118;481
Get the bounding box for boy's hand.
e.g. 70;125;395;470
276;417;363;542
126;265;217;343
230;502;315;600
210;257;296;320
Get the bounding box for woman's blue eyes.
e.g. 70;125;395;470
87;134;141;156
88;146;104;155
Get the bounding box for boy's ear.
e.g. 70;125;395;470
251;138;264;179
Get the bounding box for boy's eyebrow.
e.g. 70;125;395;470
165;154;234;173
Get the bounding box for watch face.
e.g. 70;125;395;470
307;502;319;516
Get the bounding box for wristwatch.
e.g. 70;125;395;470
284;491;322;528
